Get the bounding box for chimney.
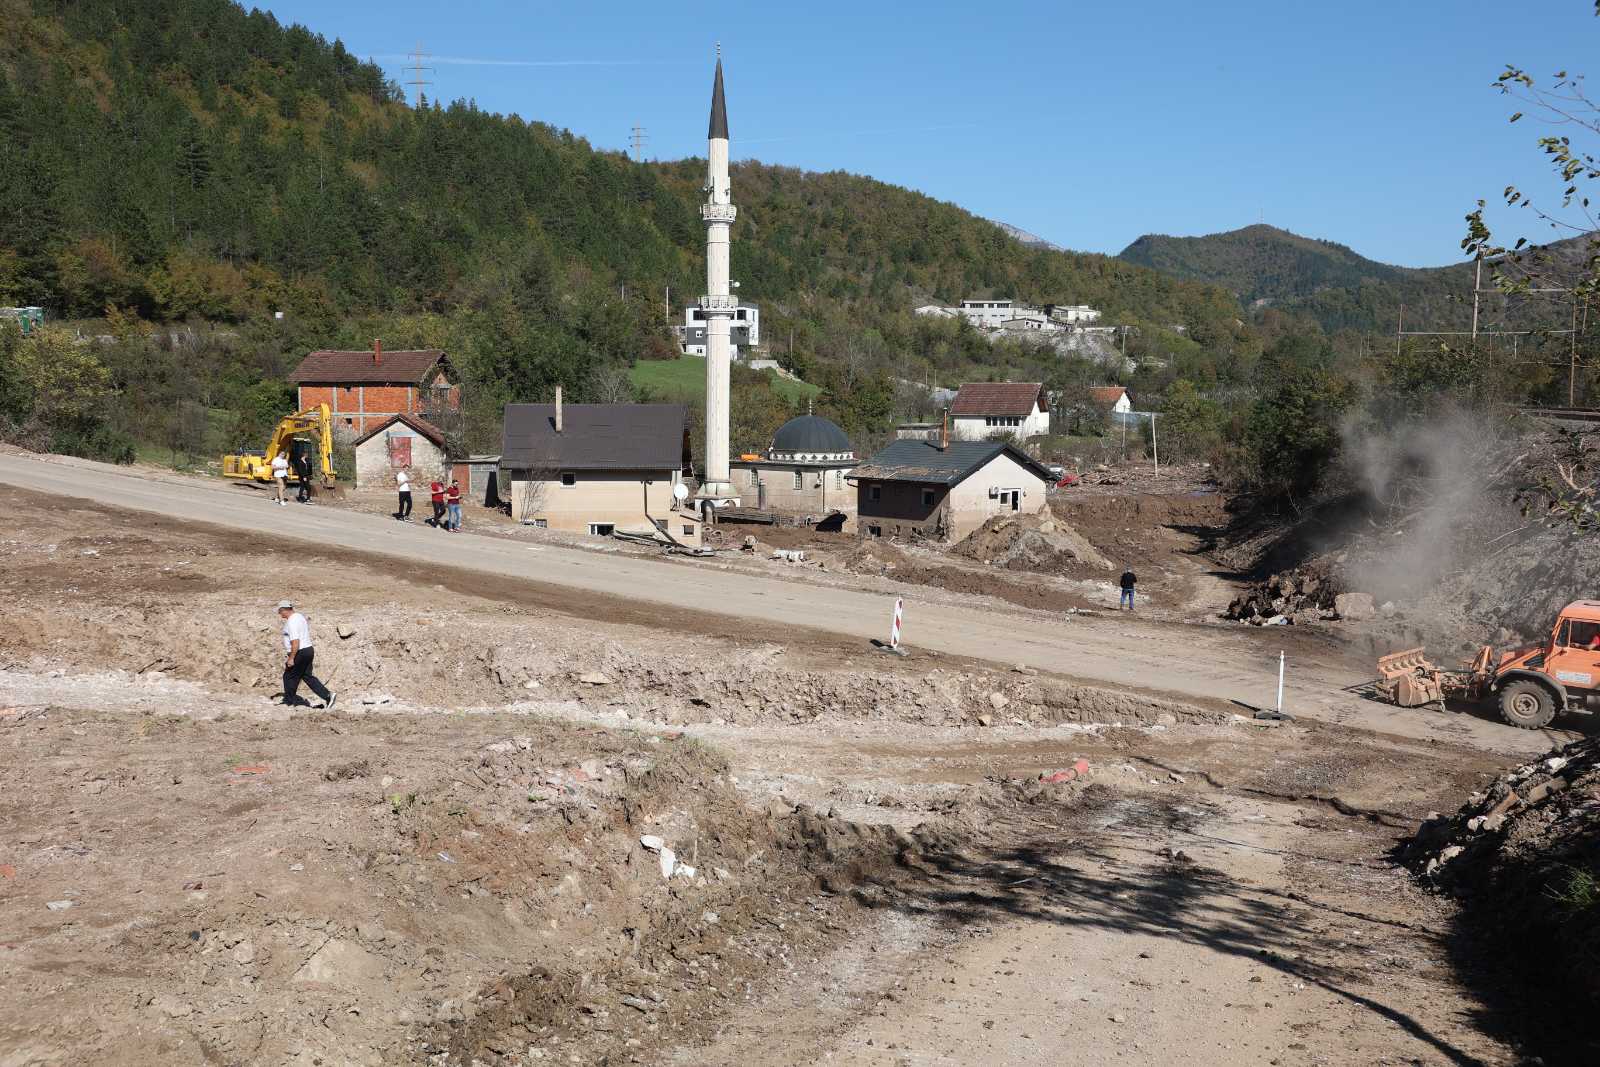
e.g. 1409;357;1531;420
372;338;382;366
555;385;564;433
940;408;949;451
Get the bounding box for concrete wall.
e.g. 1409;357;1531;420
508;469;701;545
353;426;447;489
731;463;855;516
944;451;1047;541
856;452;1047;542
951;403;1049;442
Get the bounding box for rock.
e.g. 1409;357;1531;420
336;624;356;640
45;899;74;911
293;938;386;985
232;941;257;965
577;672;614;686
1333;592;1376;621
84;779;108;795
620;995;654;1013
1544;756;1570;774
358;692;395;706
524;679;542;690
152;994;193;1018
977;714;993;727
1379;601;1398;618
1439;845;1464;863
988;692;1010;712
1168;772;1186;784
357;921;387;943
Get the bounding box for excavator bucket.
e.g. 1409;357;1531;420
1377;647;1434;680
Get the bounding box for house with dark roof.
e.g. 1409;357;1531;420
500;395;702;544
289;340;457;437
730;414;856;519
350;414;448;489
949;381;1049;441
849;438;1053;541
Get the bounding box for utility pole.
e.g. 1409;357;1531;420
405;44;434;108
1395;305;1404;358
1570;298;1580;407
630;123;648;162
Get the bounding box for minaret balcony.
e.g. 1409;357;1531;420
699;294;739;313
700;203;737;224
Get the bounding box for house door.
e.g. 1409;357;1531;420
387;435;412;468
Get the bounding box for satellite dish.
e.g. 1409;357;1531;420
673;483;689;502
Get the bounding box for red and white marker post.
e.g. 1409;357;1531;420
890;598;904;651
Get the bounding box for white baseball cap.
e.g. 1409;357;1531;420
277;600;294;610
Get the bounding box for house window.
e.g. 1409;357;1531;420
533;518;548;529
588;523;615;536
793;470;804;490
682;525;695;536
922;488;935;507
561;472;576;486
869;485;882;502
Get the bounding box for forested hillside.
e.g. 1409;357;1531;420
0;0;1254;462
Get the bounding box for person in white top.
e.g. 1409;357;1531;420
270;452;289;506
395;469;413;521
277;599;335;709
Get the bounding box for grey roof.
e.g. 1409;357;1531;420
708;57;729;140
501;403;688;471
849;440;1054;486
771;414;850;455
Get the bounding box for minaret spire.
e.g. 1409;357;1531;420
697;47;738;506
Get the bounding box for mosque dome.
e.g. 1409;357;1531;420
769;415;852;460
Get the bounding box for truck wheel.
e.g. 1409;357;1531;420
1499;679;1557;730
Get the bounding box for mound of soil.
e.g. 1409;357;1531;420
951;515;1111;573
1401;737;1600;1064
839;539;1097;616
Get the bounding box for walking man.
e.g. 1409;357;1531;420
1118;567;1137;611
395;468;413;521
293;450;313;504
277;599;335;710
428;478;446;527
270;451;289;506
445;479;463;532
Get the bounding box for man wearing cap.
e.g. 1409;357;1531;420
277;600;335;710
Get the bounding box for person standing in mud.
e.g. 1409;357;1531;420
1119;567;1137;610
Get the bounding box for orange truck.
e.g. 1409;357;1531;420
1377;600;1600;729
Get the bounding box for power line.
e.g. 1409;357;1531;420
405;42;435;108
630;122;648;162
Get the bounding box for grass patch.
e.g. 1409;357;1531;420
630;358;819;404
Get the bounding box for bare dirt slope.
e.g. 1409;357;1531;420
0;482;1565;1066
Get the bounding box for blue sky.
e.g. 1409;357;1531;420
263;0;1597;268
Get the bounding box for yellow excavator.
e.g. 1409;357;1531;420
222;403;339;491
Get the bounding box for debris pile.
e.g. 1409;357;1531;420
1224;564;1346;625
951;515;1112;573
1400;736;1600;1064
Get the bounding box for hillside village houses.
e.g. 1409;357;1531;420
949;381;1050;441
290;341;458;439
851;436;1053;542
500;393;703;546
914;299;1101;333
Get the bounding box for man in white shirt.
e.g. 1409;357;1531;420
277;599;335;710
270;452;289;506
395;468;413;521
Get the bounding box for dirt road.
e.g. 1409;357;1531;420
0;452;1556;756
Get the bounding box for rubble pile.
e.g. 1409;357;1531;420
951;515;1112;573
1400;737;1600;1062
1224;564;1361;625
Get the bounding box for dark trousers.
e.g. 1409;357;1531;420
296;477;311;503
431;500;445;525
397;491;412;518
283;647;331;707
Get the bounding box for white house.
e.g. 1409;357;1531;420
949;381;1051;441
851;439;1053;542
1088;386;1133;416
1050;304;1103;324
913;299;1101;333
675;302;759;359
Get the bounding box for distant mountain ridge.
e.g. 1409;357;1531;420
991;220;1066;253
1115;224;1591;334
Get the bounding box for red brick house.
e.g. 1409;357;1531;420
289;341;458;438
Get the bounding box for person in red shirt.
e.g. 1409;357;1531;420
428;479;445;527
445;479;463;532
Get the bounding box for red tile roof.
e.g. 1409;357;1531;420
290;349;448;385
351;413;447;449
950;381;1044;417
1088;386;1128;408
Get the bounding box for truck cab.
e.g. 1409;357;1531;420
1493;600;1600;728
